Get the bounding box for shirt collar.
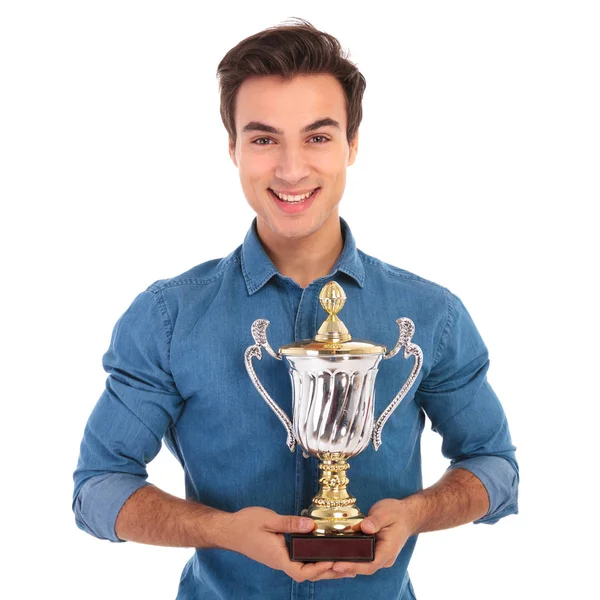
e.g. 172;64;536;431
241;217;365;295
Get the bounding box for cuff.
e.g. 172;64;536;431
73;473;151;542
447;455;519;525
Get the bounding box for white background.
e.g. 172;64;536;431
1;1;598;598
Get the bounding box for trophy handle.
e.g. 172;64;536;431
372;318;423;451
245;319;296;452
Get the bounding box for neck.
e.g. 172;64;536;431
257;213;344;289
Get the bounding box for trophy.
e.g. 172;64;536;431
245;281;423;562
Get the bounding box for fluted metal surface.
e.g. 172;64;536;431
287;355;382;458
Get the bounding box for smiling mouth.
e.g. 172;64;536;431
268;188;320;203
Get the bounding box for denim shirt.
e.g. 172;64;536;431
73;218;518;600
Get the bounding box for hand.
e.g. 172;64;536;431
223;506;355;582
332;499;413;577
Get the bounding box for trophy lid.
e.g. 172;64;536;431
279;281;386;356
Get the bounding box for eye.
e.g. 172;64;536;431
252;137;274;145
309;135;329;144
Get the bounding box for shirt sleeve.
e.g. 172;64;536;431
72;288;184;542
414;290;519;524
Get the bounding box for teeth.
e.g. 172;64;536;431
273;189;315;202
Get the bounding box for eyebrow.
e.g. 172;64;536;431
241;118;341;135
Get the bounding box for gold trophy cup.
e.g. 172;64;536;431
245;282;423;561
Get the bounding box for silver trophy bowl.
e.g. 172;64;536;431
289;355;381;458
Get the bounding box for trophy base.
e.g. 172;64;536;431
289;533;375;562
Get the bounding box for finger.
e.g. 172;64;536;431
309;569;356;581
285;561;334;583
372;537;398;567
363;499;403;533
332;560;381;576
360;511;394;534
266;515;315;534
333;550;396;575
299;561;355;581
360;517;379;534
332;541;395;576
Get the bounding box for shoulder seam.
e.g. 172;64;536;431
432;288;456;368
144;289;175;372
146;254;240;293
358;251;449;292
153;289;173;349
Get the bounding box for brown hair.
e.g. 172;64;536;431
216;18;366;146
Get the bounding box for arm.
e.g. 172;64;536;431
114;484;344;582
334;290;518;575
415;291;519;526
73;289;346;583
114;485;229;548
72;289;184;543
333;468;489;575
402;466;490;535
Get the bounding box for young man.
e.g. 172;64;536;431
73;19;518;599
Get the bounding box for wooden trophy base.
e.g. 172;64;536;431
289;533;375;562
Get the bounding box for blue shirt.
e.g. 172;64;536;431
73;218;519;600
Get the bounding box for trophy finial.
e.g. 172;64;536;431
315;281;352;342
319;281;346;316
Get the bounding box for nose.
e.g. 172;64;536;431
274;143;311;185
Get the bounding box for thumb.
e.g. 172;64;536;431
361;500;400;533
361;511;395;534
360;516;381;534
269;515;316;534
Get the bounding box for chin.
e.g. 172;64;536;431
270;222;315;240
282;211;327;232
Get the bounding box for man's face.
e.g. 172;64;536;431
229;74;358;241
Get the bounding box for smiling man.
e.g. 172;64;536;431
73;19;519;600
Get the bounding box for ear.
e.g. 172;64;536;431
229;138;238;167
348;130;359;166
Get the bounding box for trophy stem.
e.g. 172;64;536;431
303;452;364;535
